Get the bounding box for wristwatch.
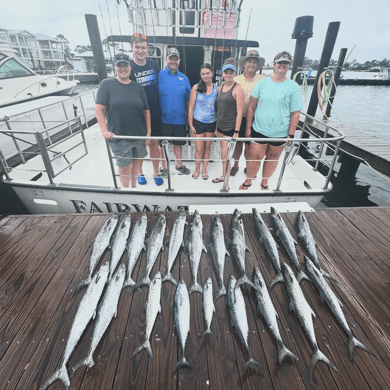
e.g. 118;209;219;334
234;130;239;133
288;134;295;138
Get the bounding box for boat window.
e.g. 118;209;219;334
0;58;34;79
0;54;6;61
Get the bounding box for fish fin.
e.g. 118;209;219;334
158;303;161;313
243;357;263;372
122;278;136;289
92;310;96;320
288;301;295;313
202;243;208;253
131;339;153;361
245;245;251;252
213;286;227;303
72;355;95;372
143;244;146;250
297;270;311;283
38;366;70;390
322;270;339;284
188;282;202;295
278;345;298;365
349;335;377;362
270;272;284;288
293;239;298;245
161;242;165;251
172;356;193;370
199;328;217;339
235;276;259;296
225;249;230;257
310;346;338;377
162;273;178;286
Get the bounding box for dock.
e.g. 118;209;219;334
0;208;389;389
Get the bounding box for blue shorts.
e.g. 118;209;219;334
193;119;216;134
109;139;147;167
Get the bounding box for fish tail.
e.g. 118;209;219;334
310;346;338;377
39;366;70;390
131;276;151;291
199;328;217;339
213;286;227;303
235;275;259;293
122;278;136;289
72;355;95;373
243;357;263;372
131;339;153;361
270;272;284;288
277;344;298;365
172;356;193;370
349;335;377;362
297;270;311;283
162;273;178;286
188;282;202;295
69;274;91;294
321;270;339;284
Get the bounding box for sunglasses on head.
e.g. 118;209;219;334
133;32;147;40
277;61;290;65
247;53;259;58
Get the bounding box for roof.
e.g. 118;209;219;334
33;33;57;41
6;30;35;37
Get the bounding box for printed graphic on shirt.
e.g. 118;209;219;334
133;69;157;87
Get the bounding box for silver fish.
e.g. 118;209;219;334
73;213;119;290
210;214;229;302
172;279;192;370
200;277;216;338
226;275;263;371
133;213;166;289
253;267;298;365
123;213;148;289
163;211;187;286
229;209;259;292
304;256;376;361
72;264;126;372
281;262;338;377
109;212;131;279
252;208;283;287
270;207;310;283
297;211;334;280
131;271;162;360
187;212;207;295
39;262;109;390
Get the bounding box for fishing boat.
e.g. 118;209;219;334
55;65;99;83
366;67;390;80
0;43;79;108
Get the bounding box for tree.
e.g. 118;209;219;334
56;34;74;60
74;45;92;53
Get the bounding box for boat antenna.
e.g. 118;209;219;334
233;0;244;68
105;0;116;55
180;1;188;75
115;0;124;51
220;0;228;66
243;8;252;55
98;4;114;65
344;44;356;66
211;0;219;75
148;0;158;63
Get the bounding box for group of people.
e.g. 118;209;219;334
96;33;302;190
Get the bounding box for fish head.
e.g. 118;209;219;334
179;210;187;219
154;271;162;280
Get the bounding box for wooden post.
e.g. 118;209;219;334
85;14;108;82
324;48;347;119
307;22;340;117
290;16;314;86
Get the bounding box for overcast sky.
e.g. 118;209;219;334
2;0;389;64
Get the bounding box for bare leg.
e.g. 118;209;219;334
173;145;183;167
202;137;213;174
160;147;166;170
149;140;160;176
233;141;243;168
118;164;133;188
219;136;230;188
261;144;285;188
193;135;205;175
239;142;267;189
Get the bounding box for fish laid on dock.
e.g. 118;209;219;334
172;279;192;370
270;207;310;283
73;213;119;290
209;214;229;302
72;264;126;372
304;256;376;361
281;262;338;377
226;275;263;371
253;267;298;365
187;210;207;295
39;262;109;390
200;277;216;338
123;213;148;288
163;210;187;286
252;208;283;287
229;209;259;292
109;212;131;279
131;271;162;361
132;213;166;290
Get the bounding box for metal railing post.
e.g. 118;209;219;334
35;132;55;184
105;140;119;189
275;140;295;191
79;96;89;128
314;125;329;171
162;140;173;192
323;139;342;190
5;120;26;164
0;149;11;181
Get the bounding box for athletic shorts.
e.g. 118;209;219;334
151;115;163;137
217;128;235;137
109;139;147;167
193;119;216;134
161;123;188;146
250;127;287;147
237;117;247;138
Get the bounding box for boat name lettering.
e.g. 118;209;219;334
69;199;189;213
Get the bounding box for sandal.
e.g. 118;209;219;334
239;182;252;190
230;166;239;176
261;184;269;190
192;172;199;179
202;172;209;180
137;174;147;185
176;165;190;175
212;177;224;183
160;168;168;177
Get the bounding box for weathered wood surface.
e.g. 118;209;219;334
0;208;389;390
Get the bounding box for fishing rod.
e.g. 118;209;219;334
98;4;114;70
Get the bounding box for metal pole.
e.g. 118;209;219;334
161;140;173;192
105;140;119;189
35;132;55;184
314;125;329;171
323;138;342;190
0;148;11;181
275;141;294;191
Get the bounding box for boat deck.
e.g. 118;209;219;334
0;208;389;390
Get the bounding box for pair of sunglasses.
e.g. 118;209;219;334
133;32;147;40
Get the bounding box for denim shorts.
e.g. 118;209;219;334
193;119;216;134
109;139;147;167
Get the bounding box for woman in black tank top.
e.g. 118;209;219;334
212;60;244;190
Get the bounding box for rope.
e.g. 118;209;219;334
292;71;309;103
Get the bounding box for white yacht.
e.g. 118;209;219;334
0;44;79;108
55;65;99;83
366;68;390;80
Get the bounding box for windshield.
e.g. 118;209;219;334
0;58;36;79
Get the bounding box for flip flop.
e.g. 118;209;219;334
192;172;199;179
261;184;269;190
212;177;224;183
239;182;252;190
202;172;209;180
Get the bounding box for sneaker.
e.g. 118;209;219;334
153;175;164;186
175;165;190;175
137;174;147;185
160;168;168;177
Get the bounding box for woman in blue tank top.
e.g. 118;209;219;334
188;64;217;179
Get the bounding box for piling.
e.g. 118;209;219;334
290;16;314;86
85;14;108;83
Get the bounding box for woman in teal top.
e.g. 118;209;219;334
239;51;302;191
188;64;217;179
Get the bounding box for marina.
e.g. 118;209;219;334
0;208;389;389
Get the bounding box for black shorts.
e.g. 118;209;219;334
251;127;286;147
151;115;163;137
161;123;188;145
238;117;247;138
193;119;216;134
217;128;235;137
